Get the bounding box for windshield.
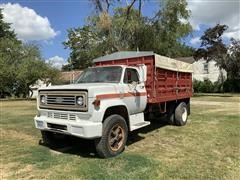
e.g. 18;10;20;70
76;66;122;83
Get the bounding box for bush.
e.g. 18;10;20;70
223;79;240;92
201;79;214;93
193;79;201;93
193;78;240;93
193;79;222;93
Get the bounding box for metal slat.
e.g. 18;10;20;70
47;99;75;102
47;98;75;101
47;103;75;106
47;97;75;100
46;95;76;106
47;101;76;104
46;111;76;121
69;114;76;121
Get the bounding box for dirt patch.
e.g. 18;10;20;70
16;165;34;174
13;165;36;180
0;162;16;180
0;128;37;144
192;95;240;102
191;100;240;115
204;108;240;115
5;111;35;116
191;100;235;106
0;162;46;180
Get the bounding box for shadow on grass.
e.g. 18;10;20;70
39;117;168;158
127;119;167;146
39;137;97;158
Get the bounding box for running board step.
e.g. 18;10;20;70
129;112;150;131
130;121;150;131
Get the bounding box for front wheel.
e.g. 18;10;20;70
95;115;128;158
174;102;188;126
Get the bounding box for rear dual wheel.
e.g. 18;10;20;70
95;115;128;158
168;102;188;126
174;102;188;126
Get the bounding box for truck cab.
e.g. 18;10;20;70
34;51;192;158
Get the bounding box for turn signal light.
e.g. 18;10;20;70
92;99;101;107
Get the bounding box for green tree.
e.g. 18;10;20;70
225;39;240;79
63;0;193;70
0;8;16;39
141;0;193;57
0;9;60;98
0;8;21;97
14;44;61;98
194;24;240;92
0;41;60;98
194;24;228;65
63;26;101;70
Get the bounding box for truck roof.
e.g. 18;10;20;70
93;51;154;63
93;51;193;73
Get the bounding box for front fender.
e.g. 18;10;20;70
91;98;129;122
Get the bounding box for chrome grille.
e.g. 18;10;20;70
47;112;76;121
47;95;76;105
39;91;88;111
69;114;76;121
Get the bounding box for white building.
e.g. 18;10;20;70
30;80;51;99
177;57;227;82
192;59;227;82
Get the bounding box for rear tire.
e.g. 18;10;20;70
174;102;188;126
95;115;128;158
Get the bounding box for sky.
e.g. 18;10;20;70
0;0;239;69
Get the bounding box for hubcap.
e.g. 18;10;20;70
108;124;125;152
182;107;187;122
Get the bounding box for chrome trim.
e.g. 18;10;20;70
39;91;88;111
47;112;76;121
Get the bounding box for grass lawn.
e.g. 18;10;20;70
1;96;240;179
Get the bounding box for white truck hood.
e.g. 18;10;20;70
38;83;121;98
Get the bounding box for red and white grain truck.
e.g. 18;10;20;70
34;51;193;158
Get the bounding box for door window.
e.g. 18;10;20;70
123;68;139;84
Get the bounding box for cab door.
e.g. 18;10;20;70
122;68;147;115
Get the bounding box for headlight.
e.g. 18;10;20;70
40;95;47;104
76;96;84;106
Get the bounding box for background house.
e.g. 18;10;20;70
192;59;227;82
30;79;51;99
177;57;227;82
30;70;83;98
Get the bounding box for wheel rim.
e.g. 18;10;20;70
182;107;187;122
108;124;125;152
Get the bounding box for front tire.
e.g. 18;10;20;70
174;102;188;126
95;115;128;158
